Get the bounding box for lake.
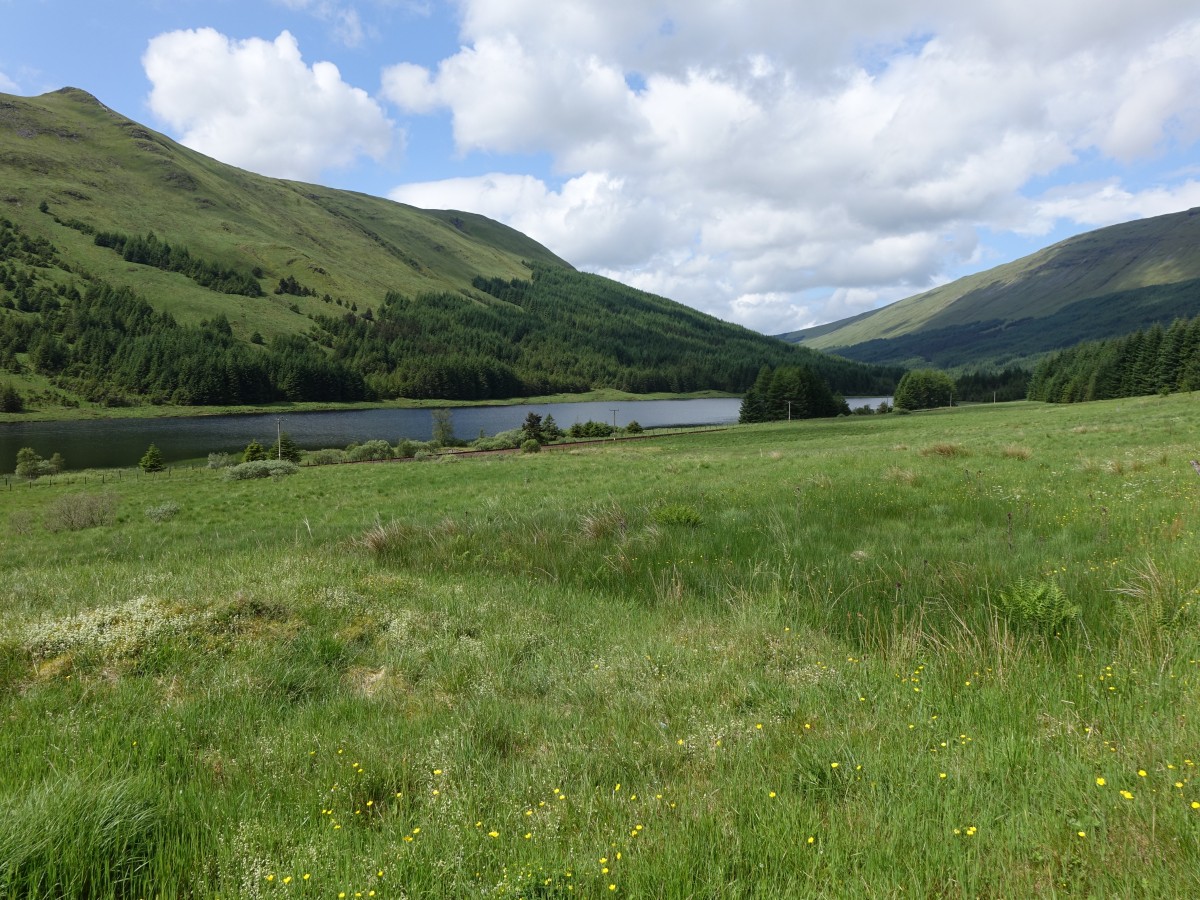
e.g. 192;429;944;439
0;397;892;473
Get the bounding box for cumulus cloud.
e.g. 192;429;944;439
143;28;394;181
392;2;1200;330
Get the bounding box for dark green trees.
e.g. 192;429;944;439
0;382;23;412
268;431;302;463
894;370;956;410
1027;315;1200;402
738;365;844;423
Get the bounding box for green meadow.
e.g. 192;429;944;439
1;396;1198;898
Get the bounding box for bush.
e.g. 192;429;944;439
521;438;541;453
306;448;347;466
144;501;180;523
470;429;523;451
207;452;236;469
625;420;644;434
396;439;419;459
15;447;50;479
223;460;299;480
44;493;118;532
347;439;393;462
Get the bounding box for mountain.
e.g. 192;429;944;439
0;88;897;409
779;208;1200;370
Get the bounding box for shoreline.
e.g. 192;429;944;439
0;389;742;426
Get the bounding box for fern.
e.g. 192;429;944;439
995;578;1080;637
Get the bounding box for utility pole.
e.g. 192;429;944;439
610;408;619;439
785;399;793;421
276;416;283;460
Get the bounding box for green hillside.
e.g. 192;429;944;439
0;88;895;410
780;208;1200;369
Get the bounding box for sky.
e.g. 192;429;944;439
4;1;1200;335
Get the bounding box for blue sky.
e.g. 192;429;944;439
4;0;1200;334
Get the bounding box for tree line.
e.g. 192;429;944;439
317;266;902;401
1027;316;1200;402
2;217;901;408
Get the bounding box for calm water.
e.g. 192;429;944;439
0;399;743;473
0;397;893;474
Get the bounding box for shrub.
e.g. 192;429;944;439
347;439;393;462
144;501;180;523
223;460;299;480
306;448;347;466
44;493;118;532
396;439;419;459
625;420;644;434
15;447;50;479
413;449;436;461
471;429;523;451
207;452;236;469
521;438;541;453
994;578;1080;637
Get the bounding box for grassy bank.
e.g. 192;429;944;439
1;396;1198;897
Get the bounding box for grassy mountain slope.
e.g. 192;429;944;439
1;88;894;409
780;208;1200;368
0;87;566;336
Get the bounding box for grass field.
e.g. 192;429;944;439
1;396;1198;897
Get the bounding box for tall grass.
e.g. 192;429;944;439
1;395;1198;896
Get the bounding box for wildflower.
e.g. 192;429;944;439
1077;831;1086;838
1192;801;1200;810
1095;777;1106;786
489;830;499;838
831;762;839;769
1120;790;1134;800
769;791;776;798
1137;769;1147;777
939;773;947;779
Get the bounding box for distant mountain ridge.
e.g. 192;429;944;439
779;208;1200;370
0;88;896;409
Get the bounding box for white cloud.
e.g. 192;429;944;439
1030;180;1200;232
386;2;1200;331
0;69;18;93
274;0;366;47
143;28;394;181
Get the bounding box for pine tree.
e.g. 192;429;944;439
139;444;165;473
268;431;302;463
